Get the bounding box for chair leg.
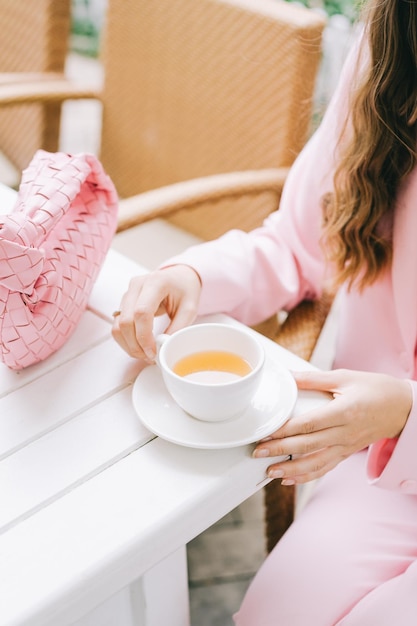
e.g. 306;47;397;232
263;480;295;553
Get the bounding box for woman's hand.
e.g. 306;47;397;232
112;264;202;361
253;368;412;485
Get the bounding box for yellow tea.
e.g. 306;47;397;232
173;350;252;383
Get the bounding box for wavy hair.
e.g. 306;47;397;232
323;0;417;290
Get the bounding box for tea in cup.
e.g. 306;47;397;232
156;323;265;421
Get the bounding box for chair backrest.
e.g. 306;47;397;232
0;0;71;172
99;0;325;238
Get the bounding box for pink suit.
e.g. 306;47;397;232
166;35;417;623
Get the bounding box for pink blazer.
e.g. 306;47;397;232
166;37;417;495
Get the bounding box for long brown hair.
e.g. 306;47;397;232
323;0;417;290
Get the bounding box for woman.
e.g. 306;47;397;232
112;0;417;622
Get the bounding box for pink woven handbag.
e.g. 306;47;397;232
0;150;119;370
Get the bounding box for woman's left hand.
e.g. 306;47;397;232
253;368;412;485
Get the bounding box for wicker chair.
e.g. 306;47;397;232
99;0;324;237
0;0;72;174
0;0;325;224
0;0;331;551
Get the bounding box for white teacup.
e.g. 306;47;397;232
156;323;265;422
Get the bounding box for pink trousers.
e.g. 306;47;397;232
234;451;417;625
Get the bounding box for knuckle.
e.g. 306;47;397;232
133;303;153;320
181;301;199;317
301;420;316;435
311;460;326;474
117;315;131;330
128;275;144;289
273;447;286;457
344;400;359;423
302;439;317;454
266;442;286;457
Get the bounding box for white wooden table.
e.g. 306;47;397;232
0;183;329;625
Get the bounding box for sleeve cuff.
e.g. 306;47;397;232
367;380;417;493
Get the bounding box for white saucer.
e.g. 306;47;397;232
131;356;297;449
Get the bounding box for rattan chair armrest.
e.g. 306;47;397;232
0;72;63;84
118;167;334;364
116;167;289;232
0;75;100;105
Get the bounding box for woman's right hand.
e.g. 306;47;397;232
111;264;202;361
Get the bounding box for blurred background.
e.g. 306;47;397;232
70;0;359;117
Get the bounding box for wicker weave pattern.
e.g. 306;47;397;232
101;0;325;217
0;0;71;171
264;479;296;553
275;290;335;362
0;151;118;370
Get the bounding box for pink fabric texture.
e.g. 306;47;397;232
233;451;417;626
0;150;118;370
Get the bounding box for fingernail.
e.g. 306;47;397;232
281;479;295;486
268;469;284;479
144;348;156;361
253;448;270;458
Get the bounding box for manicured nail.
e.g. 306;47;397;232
253;448;270;458
281;479;295;486
144;348;156;361
268;469;284;479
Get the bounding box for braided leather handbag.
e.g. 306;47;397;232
0;150;118;370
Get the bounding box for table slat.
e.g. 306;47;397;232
0;387;329;626
0;387;152;532
0;311;110;397
0;338;144;460
0;440;266;626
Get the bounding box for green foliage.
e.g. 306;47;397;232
70;0;101;57
286;0;360;21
